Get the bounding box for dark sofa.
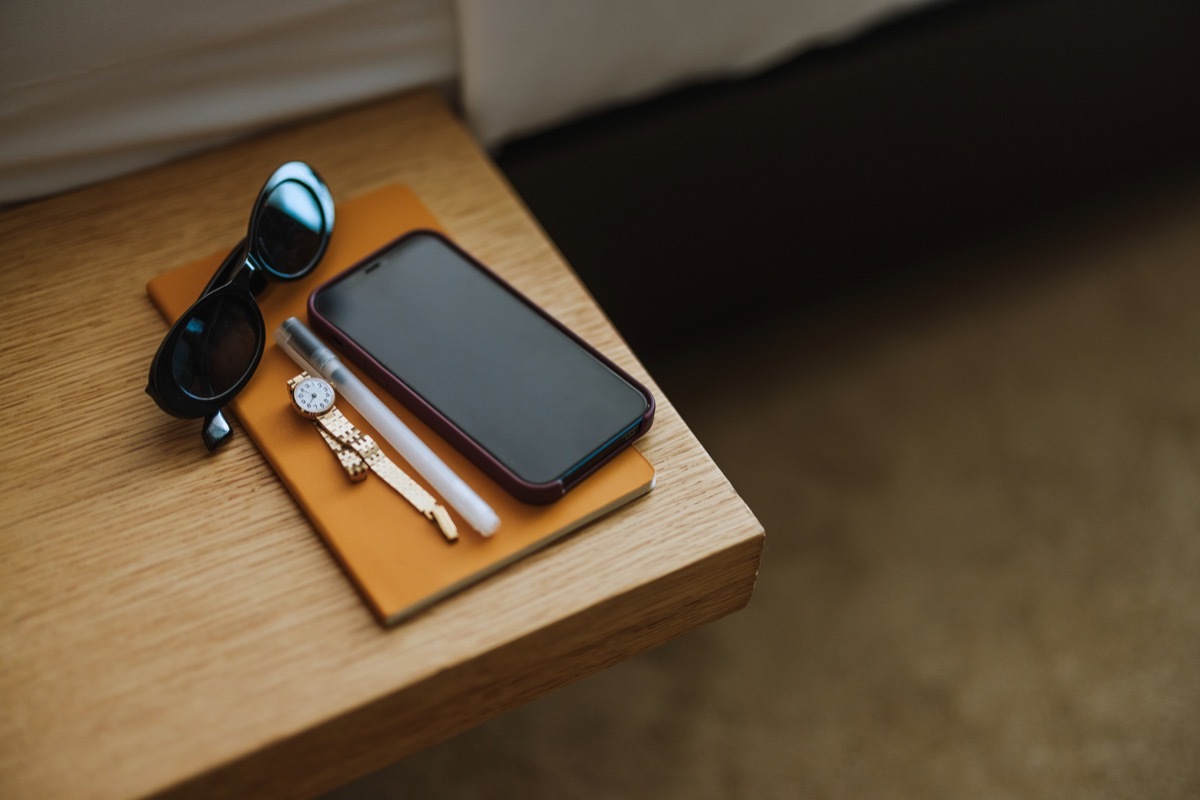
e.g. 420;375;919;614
495;0;1200;360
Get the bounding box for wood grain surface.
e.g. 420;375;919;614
0;90;763;800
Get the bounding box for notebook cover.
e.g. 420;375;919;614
146;183;655;625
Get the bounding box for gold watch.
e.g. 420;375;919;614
288;372;458;543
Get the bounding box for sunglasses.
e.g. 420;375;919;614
147;161;335;450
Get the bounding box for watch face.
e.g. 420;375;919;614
293;377;335;416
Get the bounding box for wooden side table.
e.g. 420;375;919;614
0;89;763;799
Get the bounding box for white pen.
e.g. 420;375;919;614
275;316;500;536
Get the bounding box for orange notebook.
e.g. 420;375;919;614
147;184;655;625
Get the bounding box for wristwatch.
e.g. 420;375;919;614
288;372;458;543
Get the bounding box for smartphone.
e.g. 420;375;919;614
308;230;655;504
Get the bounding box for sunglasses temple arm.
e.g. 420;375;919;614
202;411;233;451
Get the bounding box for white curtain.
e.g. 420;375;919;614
0;0;934;203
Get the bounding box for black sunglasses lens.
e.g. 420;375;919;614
256;180;326;277
170;294;261;400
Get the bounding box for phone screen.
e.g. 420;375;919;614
311;232;651;489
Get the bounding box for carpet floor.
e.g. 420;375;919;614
325;168;1200;799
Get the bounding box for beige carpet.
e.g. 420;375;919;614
327;169;1200;798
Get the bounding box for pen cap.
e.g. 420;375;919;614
275;316;339;375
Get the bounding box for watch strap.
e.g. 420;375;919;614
315;407;459;543
314;425;369;482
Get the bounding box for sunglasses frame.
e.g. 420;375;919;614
146;161;334;450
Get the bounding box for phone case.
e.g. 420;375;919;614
308;229;655;504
